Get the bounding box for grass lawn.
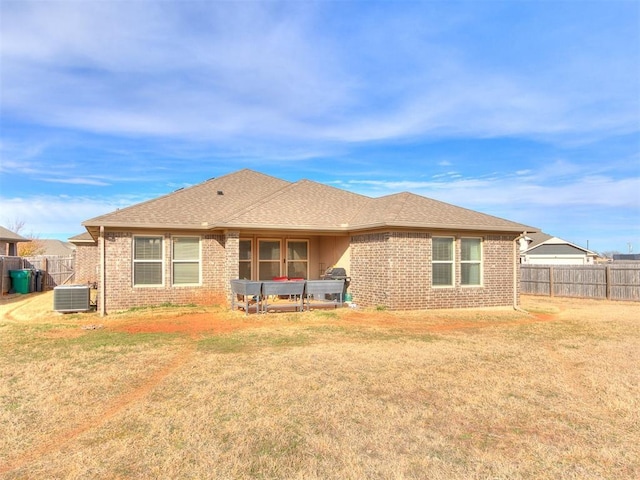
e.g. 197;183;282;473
0;293;638;479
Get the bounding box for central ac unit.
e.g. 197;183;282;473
53;285;91;313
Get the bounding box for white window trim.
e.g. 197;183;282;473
461;237;483;287
432;236;455;288
171;235;202;286
132;235;165;287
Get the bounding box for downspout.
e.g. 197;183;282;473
513;232;527;312
99;226;106;317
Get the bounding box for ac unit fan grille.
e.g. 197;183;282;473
53;286;91;313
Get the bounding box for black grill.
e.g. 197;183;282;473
321;267;349;281
321;267;350;299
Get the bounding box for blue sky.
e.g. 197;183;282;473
1;0;638;254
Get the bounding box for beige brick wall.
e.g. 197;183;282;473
349;233;391;307
102;231;226;312
74;243;99;283
351;231;518;309
97;228;519;313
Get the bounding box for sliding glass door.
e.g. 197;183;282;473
258;240;281;280
286;240;308;279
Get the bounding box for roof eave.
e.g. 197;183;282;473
82;221;215;230
349;221;537;234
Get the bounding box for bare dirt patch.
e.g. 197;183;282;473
1;292;638;479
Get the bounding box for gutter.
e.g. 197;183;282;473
99;226;106;317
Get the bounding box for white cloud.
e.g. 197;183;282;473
38;177;110;186
2;2;637;145
343;168;640;210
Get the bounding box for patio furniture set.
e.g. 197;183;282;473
230;278;347;314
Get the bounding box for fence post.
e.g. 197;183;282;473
606;266;611;300
549;266;554;297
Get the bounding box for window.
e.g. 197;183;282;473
172;236;200;285
461;238;482;286
286;240;308;279
133;236;163;286
258;240;281;280
239;239;252;279
432;237;454;286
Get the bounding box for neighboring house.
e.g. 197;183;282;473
0;226;29;256
612;254;640;262
37;239;76;257
519;232;598;265
75;169;536;314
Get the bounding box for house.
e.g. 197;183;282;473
37;239;76;257
0;226;29;256
519;232;598;265
74;169;536;314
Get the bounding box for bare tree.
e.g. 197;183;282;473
6;218;26;235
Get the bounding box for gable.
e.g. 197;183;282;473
527;244;587;256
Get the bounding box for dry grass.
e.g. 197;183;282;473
0;292;638;479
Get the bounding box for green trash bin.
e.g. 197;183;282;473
10;269;31;294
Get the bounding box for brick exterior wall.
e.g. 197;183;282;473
74;243;99;283
95;228;519;314
224;231;239;303
101;231;227;312
351;231;518;310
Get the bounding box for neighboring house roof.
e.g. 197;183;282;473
613;254;640;261
521;233;597;257
37;239;76;256
82;169;536;237
0;226;29;243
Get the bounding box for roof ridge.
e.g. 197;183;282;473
383;191;411;223
219;180;298;224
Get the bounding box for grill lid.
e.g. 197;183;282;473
324;267;347;278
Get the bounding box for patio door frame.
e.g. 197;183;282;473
285;239;309;279
257;238;282;280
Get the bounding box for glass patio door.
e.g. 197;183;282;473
258;240;281;280
286;240;308;279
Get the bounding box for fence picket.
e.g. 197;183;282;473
521;264;640;302
1;255;75;294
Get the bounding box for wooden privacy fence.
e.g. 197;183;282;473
0;255;75;294
521;264;640;301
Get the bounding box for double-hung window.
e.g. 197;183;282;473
432;237;454;286
133;236;163;286
461;238;482;286
172;236;200;285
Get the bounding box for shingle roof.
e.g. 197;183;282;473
350;192;531;231
38;239;76;256
0;226;29;242
222;179;371;230
522;232;596;255
83;169;290;229
82;169;535;235
69;232;96;243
